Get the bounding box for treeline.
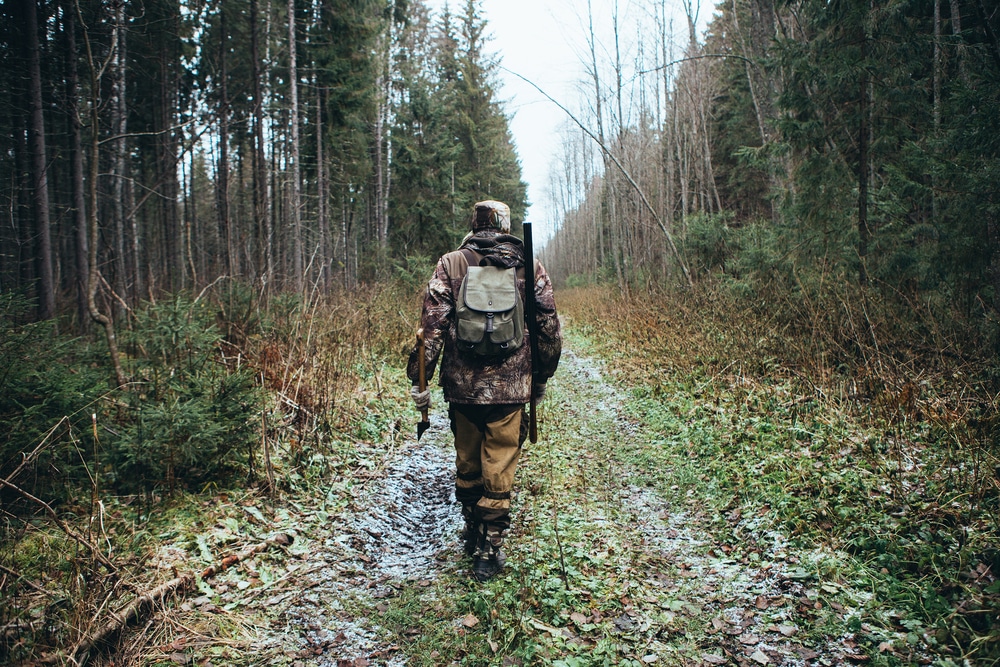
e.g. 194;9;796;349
541;0;1000;338
0;0;526;328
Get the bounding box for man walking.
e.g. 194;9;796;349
407;200;562;581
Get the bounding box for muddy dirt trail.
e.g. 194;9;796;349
254;409;461;665
247;347;891;666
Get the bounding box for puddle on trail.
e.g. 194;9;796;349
257;411;462;665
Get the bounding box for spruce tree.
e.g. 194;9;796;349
389;1;463;259
448;0;527;233
389;0;526;260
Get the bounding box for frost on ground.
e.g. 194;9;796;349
239;347;916;666
254;411;462;666
620;487;872;666
538;348;915;666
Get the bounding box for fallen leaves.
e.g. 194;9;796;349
774;624;798;637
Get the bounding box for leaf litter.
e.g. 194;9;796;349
136;340;934;666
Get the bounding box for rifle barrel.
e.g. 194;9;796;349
524;222;539;443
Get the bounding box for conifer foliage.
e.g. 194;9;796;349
541;0;1000;329
0;0;526;313
0;0;525;500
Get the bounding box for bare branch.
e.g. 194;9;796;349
501;65;694;287
0;477;118;573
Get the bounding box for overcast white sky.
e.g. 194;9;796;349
422;0;712;241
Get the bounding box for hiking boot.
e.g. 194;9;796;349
472;546;507;581
472;522;507;582
460;504;478;557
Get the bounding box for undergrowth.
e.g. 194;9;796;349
0;281;417;665
4;275;997;666
556;283;1000;664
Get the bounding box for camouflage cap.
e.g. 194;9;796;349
472;200;511;233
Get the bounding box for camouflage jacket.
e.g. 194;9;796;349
407;232;562;405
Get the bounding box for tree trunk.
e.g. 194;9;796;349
375;55;389;252
65;2;90;332
287;0;304;293
23;0;56;320
950;0;968;81
858;9;870;286
187;123;199;287
79;1;127;388
15;112;33;290
217;6;233;278
341;195;351;290
110;0;128;310
934;0;942;133
250;0;273;289
159;42;180;292
317;88;330;289
586;0;608;271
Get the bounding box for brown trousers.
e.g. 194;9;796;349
450;404;527;527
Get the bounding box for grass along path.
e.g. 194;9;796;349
260;329;924;665
117;325;935;667
484;336;919;667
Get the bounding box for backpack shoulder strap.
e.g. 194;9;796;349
441;248;474;281
460;248;480;267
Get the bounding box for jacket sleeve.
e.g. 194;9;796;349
406;258;454;386
532;261;562;383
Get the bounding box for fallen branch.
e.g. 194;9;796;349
70;572;195;666
199;532;292;580
67;532;293;666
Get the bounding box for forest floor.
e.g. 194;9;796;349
104;328;942;667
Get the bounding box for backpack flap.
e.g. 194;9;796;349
457;266;524;353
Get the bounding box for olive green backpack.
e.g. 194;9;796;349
455;249;524;357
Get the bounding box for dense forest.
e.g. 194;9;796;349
542;0;1000;304
2;0;999;664
0;0;526;317
2;0;999;321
